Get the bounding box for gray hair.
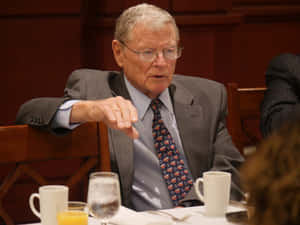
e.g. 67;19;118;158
114;3;179;43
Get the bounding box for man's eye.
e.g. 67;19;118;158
165;48;176;54
142;50;154;56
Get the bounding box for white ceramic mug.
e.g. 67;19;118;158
195;171;231;217
29;185;69;225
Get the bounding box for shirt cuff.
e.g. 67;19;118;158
51;100;81;130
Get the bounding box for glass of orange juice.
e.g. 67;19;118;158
57;201;88;225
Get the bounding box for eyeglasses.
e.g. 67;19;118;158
118;40;182;62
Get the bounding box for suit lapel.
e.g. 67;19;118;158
109;72;131;100
108;129;134;206
108;72;134;206
170;81;205;179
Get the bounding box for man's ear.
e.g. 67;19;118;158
112;40;124;68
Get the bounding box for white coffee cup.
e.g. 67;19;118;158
195;171;231;217
29;185;69;225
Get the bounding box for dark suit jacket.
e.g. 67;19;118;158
260;53;300;137
16;69;244;209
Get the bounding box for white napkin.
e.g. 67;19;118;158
88;206;172;225
87;205;245;225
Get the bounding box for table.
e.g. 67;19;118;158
22;205;244;225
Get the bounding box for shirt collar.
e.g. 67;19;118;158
124;76;174;120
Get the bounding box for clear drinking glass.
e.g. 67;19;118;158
87;172;121;225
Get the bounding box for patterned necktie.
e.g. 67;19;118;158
150;99;193;206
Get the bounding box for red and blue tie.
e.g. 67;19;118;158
150;99;193;206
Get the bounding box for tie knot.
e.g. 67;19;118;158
150;99;162;112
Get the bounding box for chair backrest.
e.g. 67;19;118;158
0;122;110;225
226;83;266;155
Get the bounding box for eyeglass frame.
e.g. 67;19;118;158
118;40;183;62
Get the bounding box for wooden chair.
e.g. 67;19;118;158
0;122;110;225
226;83;266;156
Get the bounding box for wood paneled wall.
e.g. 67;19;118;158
1;0;300;125
0;0;82;126
81;0;300;86
0;0;299;223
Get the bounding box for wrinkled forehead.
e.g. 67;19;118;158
127;21;178;43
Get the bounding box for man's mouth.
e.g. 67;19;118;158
152;75;165;78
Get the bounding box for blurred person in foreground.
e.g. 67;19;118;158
241;121;300;225
16;3;244;211
260;53;300;137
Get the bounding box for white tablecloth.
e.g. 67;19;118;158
22;205;244;225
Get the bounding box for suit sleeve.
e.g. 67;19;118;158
15;97;65;131
15;70;86;133
260;53;300;137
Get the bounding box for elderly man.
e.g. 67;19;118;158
16;3;244;211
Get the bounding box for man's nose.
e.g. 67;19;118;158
153;51;167;65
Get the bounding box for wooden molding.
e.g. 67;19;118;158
175;13;243;26
0;0;81;16
91;12;244;29
232;4;300;21
172;0;232;12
